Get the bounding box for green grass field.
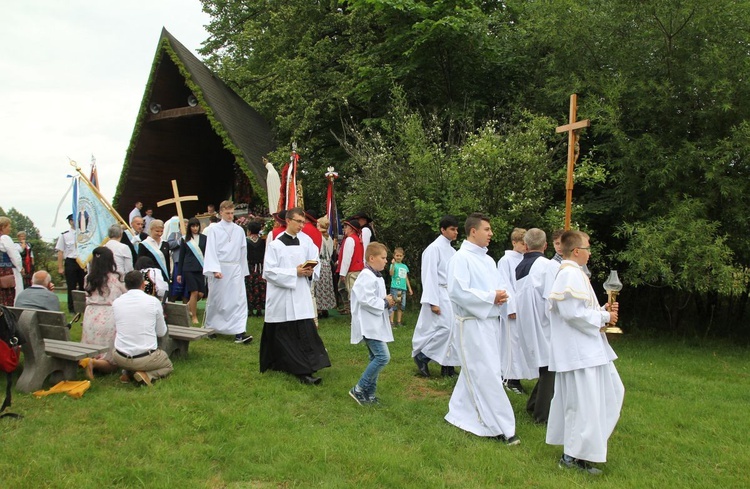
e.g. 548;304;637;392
1;306;749;488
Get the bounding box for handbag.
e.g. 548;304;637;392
0;274;15;290
0;306;24;418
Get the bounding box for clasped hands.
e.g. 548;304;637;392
494;289;509;305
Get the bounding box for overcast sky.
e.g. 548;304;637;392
0;1;211;241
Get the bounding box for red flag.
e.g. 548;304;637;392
325;167;340;239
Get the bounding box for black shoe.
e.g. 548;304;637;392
234;334;253;344
414;354;431;377
298;375;322;385
441;366;457;377
559;454;602;475
495;434;521;446
503;379;526;395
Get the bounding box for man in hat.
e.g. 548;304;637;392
56;214;85;313
353;212;375;249
302;210;323;251
336;217;364;314
261;207;331;384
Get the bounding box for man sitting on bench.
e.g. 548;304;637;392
112;270;173;386
14;271;61;312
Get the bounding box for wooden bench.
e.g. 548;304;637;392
7;307;109;393
158;302;214;359
72;295;213;359
71;289;88;315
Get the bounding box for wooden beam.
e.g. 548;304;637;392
148;106;206;122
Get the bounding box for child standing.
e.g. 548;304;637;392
349;243;396;405
389;247;413;327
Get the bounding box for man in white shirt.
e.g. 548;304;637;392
546;230;622;475
55;214;84;313
128;201;143;224
112;270;173;386
411;215;460;378
445;213;519;445
105;225;134;278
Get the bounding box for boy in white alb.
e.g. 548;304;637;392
546;230;623;475
349;243;396;405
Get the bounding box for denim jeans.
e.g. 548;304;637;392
390;287;407;311
356;338;391;399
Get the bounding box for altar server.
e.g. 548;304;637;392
444;213;519;445
412;215;460;378
514;228;559;423
260;207;331;384
546;230;623;475
203;201;252;343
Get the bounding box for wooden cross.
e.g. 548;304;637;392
156;180;198;235
555;94;590;230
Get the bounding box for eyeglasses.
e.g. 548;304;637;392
288;218;306;225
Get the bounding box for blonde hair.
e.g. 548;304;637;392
0;217;10;232
150;219;164;230
510;227;526;243
219;200;235;211
366;242;388;260
317;216;330;228
394;247;405;255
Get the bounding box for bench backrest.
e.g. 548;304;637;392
71;290;88;314
163;302;191;327
7;307;70;341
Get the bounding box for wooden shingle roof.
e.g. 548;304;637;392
113;28;275;217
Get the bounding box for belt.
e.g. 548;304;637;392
64;257;78;261
115;349;155;359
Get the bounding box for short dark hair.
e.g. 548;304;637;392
465;212;490;236
286;207;304;220
124;270;144;290
247;220;263;234
439;215;459;230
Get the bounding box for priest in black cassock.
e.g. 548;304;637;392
260;207;331;385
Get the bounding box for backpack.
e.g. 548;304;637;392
0;306;24;418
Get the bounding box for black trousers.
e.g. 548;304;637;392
64;258;85;313
526;366;556;424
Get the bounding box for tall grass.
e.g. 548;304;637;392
1;307;748;488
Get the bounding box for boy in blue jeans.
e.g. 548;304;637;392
389;247;413;327
349;243;396;405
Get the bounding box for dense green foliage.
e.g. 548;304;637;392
0;206;59;283
2;309;749;487
198;0;750;336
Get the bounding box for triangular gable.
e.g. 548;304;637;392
113;28;275;217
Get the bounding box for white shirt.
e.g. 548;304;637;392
55;228;77;259
350;267;393;344
129;207;142;224
338;235;356;276
360;226;372;250
263;231;319;322
105;239;134;278
112;289;167;356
